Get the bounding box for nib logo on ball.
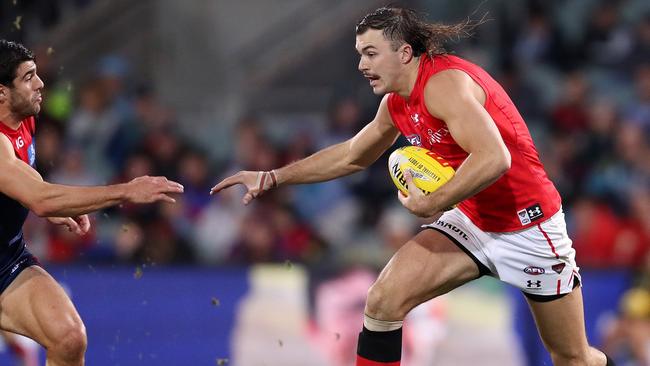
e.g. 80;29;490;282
388;146;455;197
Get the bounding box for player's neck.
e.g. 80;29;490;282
395;56;421;99
0;110;22;130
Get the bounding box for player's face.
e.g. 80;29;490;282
356;29;404;95
7;61;44;119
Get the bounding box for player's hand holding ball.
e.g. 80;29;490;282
389;146;455;217
210;170;278;205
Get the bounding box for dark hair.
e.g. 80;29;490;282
356;6;481;56
0;40;34;87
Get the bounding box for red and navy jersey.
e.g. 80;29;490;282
387;55;561;232
0;116;36;245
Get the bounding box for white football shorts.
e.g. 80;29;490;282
423;207;581;296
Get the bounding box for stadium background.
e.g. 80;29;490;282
0;0;649;365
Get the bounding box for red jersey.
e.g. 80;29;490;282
387;55;560;232
0;116;36;245
0;116;36;167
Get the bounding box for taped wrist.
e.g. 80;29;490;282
256;170;278;191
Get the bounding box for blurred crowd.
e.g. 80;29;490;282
3;0;644;274
0;0;648;365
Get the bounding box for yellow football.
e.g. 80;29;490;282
388;146;455;196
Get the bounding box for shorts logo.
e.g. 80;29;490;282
526;280;542;289
434;220;469;241
517;203;544;226
552;263;566;274
10;258;27;275
524;266;545;275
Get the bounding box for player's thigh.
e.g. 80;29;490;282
0;266;84;348
371;228;481;314
526;287;590;356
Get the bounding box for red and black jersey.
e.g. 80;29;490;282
0;116;36;245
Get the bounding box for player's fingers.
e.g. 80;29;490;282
397;190;408;205
156;194;176;203
64;217;82;235
165;181;185;193
210;176;241;195
242;191;260;205
79;215;91;234
164;180;184;192
402;169;417;194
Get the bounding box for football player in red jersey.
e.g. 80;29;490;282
212;6;614;366
0;40;184;366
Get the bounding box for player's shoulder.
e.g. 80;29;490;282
376;94;395;122
0;132;14;158
426;68;473;92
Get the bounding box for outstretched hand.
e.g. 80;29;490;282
48;215;91;236
210;170;277;205
125;176;184;204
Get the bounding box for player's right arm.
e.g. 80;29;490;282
0;135;184;217
211;95;400;204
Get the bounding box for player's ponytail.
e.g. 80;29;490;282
356;6;484;56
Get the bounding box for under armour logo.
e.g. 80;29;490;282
410;113;420;124
518;203;544;226
528;207;541;216
526;280;542;288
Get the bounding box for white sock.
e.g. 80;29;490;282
364;314;403;332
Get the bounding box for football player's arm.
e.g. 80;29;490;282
210;95;399;204
419;70;510;214
275;94;399;184
0;136;183;217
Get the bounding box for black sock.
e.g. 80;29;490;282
604;353;616;366
356;326;402;365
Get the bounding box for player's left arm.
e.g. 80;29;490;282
400;69;511;217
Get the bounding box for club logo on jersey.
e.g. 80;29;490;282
426;127;449;144
524;266;545;275
406;134;421;146
552;263;566;274
433;220;469;241
28;142;35;166
526;280;542;289
517;203;544;226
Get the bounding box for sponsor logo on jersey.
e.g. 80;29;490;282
524;266;545;275
552;263;566;274
517;203;544;226
426;127;449;144
434;220;469;241
406;134;421;146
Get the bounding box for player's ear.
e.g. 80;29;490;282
399;43;414;64
0;85;7;104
